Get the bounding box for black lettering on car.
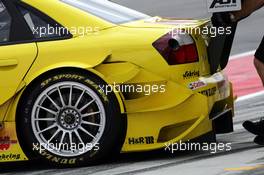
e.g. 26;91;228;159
128;136;155;145
199;87;217;97
183;71;200;79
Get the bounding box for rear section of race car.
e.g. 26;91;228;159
0;7;235;167
95;17;235;153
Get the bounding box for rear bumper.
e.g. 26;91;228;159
212;108;234;134
193;72;235;134
210;87;235;134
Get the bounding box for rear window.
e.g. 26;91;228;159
0;1;11;43
61;0;150;24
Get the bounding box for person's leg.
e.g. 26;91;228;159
243;36;264;142
254;58;264;86
254;135;264;145
254;36;264;85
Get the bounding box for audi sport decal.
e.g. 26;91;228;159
207;0;241;13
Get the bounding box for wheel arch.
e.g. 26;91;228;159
4;66;125;123
24;66;125;113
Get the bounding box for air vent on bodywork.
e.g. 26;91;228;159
157;118;197;142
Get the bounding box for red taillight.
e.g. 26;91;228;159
153;30;198;65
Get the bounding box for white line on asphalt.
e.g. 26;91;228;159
236;90;264;102
230;50;256;60
233;123;245;131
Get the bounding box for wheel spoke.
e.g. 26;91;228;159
75;89;85;108
79;99;95;112
60;131;66;145
68;85;73;106
79;126;95;139
82;111;100;118
37;123;57;134
37;105;57;116
57;87;65;106
82;121;102;127
45;94;60;111
34;118;56;121
69;132;73;146
75;130;84;145
32;81;106;157
48;129;60;142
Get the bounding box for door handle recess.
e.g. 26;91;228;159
0;59;18;67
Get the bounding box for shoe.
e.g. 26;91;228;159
254;135;264;146
243;119;264;137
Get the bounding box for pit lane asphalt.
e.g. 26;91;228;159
1;1;264;174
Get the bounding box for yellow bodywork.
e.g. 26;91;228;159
0;0;234;161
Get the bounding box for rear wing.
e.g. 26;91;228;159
208;14;238;74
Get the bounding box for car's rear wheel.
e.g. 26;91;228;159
17;70;125;167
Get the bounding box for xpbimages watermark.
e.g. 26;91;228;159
165;141;232;154
32;24;100;38
168;25;232;38
32;142;100;154
99;83;166;96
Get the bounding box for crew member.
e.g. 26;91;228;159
213;0;264;145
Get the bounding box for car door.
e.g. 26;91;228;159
0;0;37;105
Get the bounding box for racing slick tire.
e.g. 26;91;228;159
17;70;126;167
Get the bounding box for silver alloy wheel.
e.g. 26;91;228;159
31;81;106;157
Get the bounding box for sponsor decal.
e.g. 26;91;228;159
128;136;155;145
199;87;217;97
41;74;85;87
0;136;17;151
0;153;20;160
40;150;78;164
207;0;241;13
40;74;108;102
189;80;207;90
183;70;200;79
32;143;99;164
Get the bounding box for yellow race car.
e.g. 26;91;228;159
0;0;235;166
